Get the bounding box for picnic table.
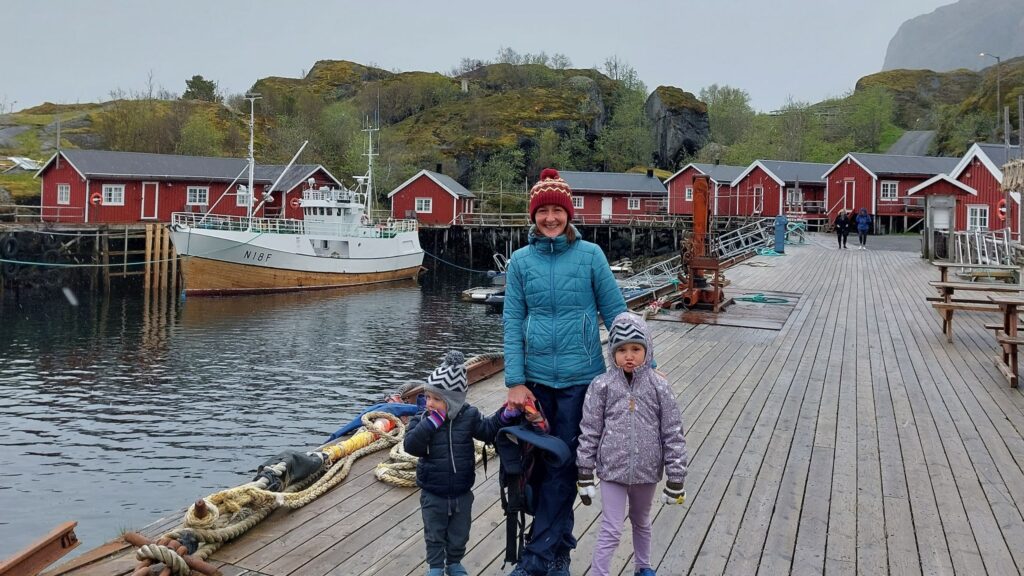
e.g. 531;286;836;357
928;281;1024;343
932;261;1018;283
987;293;1024;388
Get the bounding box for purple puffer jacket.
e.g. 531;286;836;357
576;312;688;486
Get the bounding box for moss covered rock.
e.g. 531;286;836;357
644;86;709;170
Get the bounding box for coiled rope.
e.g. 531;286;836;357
375;439;495;487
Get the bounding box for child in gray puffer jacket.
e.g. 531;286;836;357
576;312;688;576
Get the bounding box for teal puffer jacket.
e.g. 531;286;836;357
503;226;627;388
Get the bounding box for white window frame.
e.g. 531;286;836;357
685;186;693;201
186;186;209;206
967;205;989;231
572;195;584;209
57;183;71;205
753;185;764;214
880;180;898;201
102;184;125;206
415;197;432;213
627;198;640;211
236;186;251;207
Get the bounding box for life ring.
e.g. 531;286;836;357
997;198;1007;221
90;191;102;206
290;197;301;209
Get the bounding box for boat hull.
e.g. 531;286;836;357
169;225;424;296
178;256;422;296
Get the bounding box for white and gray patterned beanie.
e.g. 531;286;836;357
608;313;648;354
423;350;468;416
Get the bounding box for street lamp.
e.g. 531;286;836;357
980;52;1002;140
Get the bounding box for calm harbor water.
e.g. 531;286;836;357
0;267;504;560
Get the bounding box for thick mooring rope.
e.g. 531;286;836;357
130;411;408;574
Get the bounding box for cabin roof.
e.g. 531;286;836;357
559;170;666;195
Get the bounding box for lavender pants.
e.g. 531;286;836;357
591;481;658;576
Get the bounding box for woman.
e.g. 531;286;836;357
503;168;627;576
855;207;873;250
834;209;851;249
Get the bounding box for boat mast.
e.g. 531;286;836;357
245;93;261;227
363;118;378;219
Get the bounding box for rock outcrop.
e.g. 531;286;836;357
644;86;709;170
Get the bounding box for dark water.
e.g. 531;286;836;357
0;268;504;560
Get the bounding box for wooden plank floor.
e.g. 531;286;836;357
59;237;1024;576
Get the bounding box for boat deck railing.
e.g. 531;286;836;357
170;212;418;238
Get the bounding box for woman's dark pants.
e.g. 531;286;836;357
516;382;588;574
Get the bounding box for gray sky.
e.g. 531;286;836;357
5;0;953;114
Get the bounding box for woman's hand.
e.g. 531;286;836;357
506;384;535;409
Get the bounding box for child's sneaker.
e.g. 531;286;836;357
426;568;445;576
635;568;657;576
446;563;469;576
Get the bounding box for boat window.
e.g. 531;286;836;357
323;240;329;249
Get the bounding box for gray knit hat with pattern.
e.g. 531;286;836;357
423;350;468;416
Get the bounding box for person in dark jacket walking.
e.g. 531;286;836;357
576;313;688;576
503;168;627;576
855;208;873;250
404;351;519;576
834;209;852;249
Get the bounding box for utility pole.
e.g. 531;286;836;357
980;52;1002;140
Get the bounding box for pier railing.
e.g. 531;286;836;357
170;212;418;237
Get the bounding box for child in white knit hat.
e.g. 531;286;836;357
404;350;520;576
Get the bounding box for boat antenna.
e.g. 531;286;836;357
244;93;261;228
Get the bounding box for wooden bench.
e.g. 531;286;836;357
928;281;1024;343
932;261;1019;284
988;293;1024;388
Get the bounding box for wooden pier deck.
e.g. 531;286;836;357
57;238;1024;575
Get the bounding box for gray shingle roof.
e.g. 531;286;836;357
47;150;338;192
849;152;959;176
58;149;248;181
688;163;746;185
559;171;666;195
757;160;833;184
977;143;1023;167
428;171;475;198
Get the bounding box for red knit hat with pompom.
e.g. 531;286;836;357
529;168;575;222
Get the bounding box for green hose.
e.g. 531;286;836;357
735;293;790;304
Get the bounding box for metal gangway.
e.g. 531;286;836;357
708;218;775;261
617;255;681;292
952;228;1015;266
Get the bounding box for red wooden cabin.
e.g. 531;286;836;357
823;153;959;233
387;170;476;227
35;149;340;224
559;170;667;223
664;163;744;216
948;143;1022;233
726;160;831;220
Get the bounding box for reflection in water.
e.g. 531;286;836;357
0;270;503;559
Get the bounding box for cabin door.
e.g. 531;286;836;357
601;197;613;222
842;180;855;211
141;182;159;219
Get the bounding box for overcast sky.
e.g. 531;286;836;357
5;0;954;114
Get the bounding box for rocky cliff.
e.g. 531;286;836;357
644;86;710;170
883;0;1024;72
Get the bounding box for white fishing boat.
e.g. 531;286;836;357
169;98;423;296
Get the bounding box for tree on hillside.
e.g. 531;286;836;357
595;85;654;171
176;113;223;156
932;105;992;156
602;56;643;92
700;84;755;146
182;75;222;103
841;86;895;151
